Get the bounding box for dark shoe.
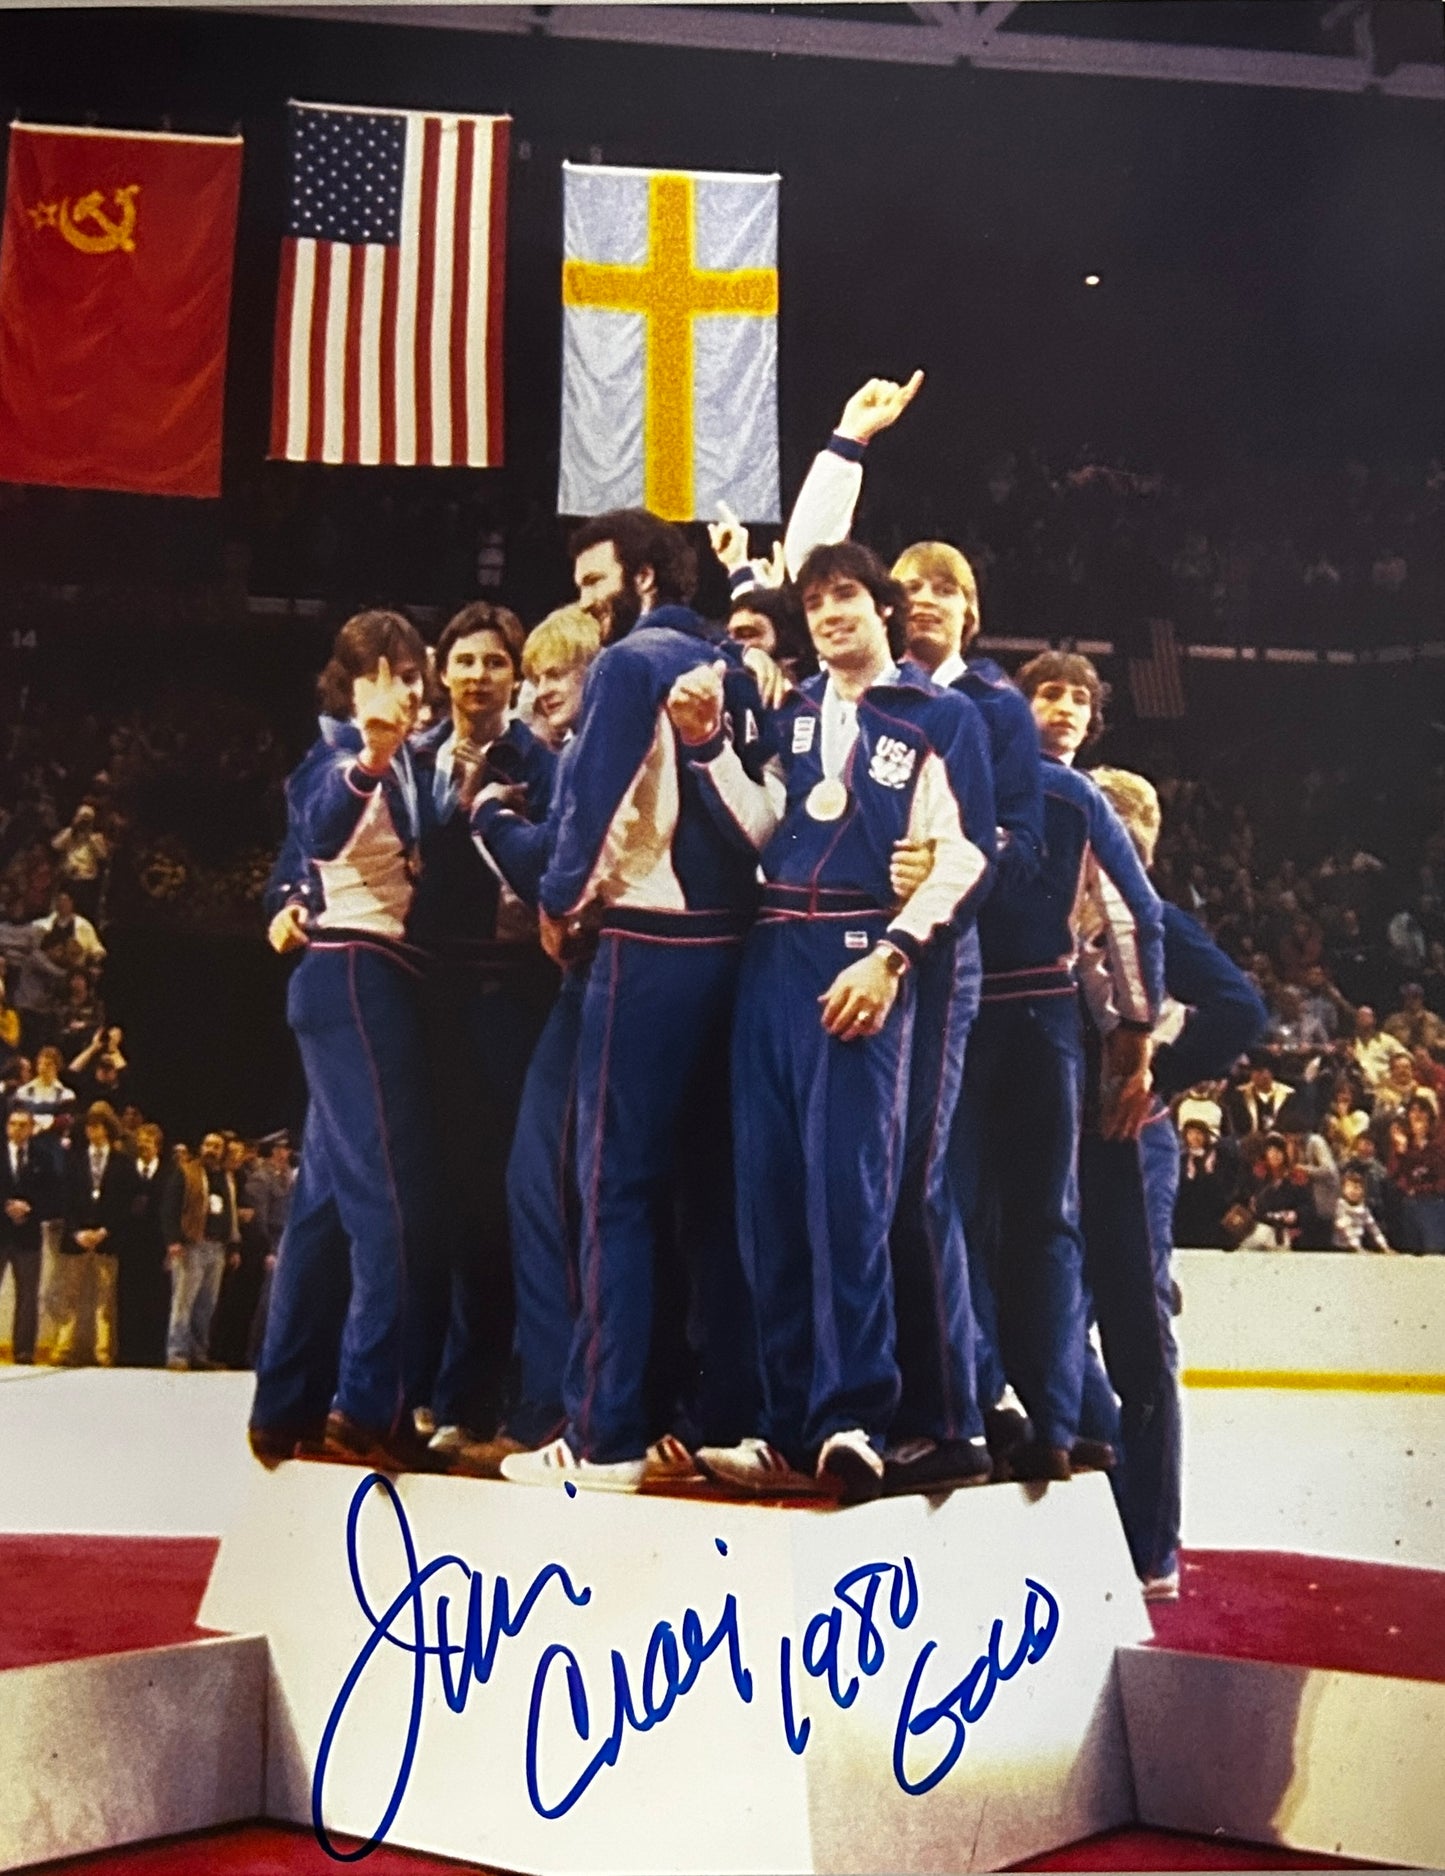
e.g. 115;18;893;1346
248;1420;325;1469
816;1429;885;1505
321;1409;455;1474
1007;1441;1073;1483
983;1403;1034;1473
1069;1439;1116;1473
884;1437;993;1496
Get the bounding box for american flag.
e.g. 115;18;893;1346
1128;618;1187;719
270;102;509;467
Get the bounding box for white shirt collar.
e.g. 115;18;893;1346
931;652;966;688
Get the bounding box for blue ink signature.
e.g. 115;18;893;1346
312;1473;591;1861
780;1558;919;1754
525;1581;754;1818
313;1482;1060;1856
892;1577;1060;1795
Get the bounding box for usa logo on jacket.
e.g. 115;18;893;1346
868;735;916;789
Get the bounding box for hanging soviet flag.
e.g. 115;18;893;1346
0;122;243;497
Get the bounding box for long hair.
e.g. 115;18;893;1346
316;610;428;719
1015;650;1111;748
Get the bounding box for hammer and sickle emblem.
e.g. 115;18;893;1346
57;185;140;255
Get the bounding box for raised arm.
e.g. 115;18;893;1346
782;371;925;578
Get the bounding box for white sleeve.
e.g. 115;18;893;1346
692;745;786;852
783;449;864;579
887;750;989;955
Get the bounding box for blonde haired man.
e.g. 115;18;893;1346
521;605;601;751
1075;764;1264;1600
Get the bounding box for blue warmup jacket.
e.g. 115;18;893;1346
978;756;1165;1026
538;606;774;925
1152;903;1269;1097
951;657;1045;899
728;664;996;963
408;717;555;958
472;735;579;911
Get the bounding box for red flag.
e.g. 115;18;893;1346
0;123;242;497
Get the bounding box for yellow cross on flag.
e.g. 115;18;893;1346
560;163;780;523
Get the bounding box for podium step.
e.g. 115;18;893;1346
201;1462;1148;1875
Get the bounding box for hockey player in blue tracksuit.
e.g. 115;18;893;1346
407;604;558;1455
956;652;1166;1481
463;605;606;1473
683;541;994;1503
1077;768;1266;1597
249;612;450;1473
499;522;777;1490
748;377;1047;1487
728;373;1043;1485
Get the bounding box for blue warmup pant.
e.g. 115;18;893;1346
954;979;1088;1450
251;942;446;1437
1079;1106;1183;1580
563;913;747;1464
427;959;554;1431
733;905;913;1466
504;964;586;1446
889;926;984;1443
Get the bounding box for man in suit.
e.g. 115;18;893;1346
1223;1054;1295;1138
1;1108;61;1363
54;1101;137;1366
118;1120;170;1367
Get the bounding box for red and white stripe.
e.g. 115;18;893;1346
270;109;508;467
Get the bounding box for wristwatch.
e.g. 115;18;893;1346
873;941;911;979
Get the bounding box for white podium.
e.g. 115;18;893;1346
201;1466;1148;1874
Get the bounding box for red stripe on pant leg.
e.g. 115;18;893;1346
576;940;621;1455
345;948;409;1436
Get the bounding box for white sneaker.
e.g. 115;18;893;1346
1141;1570;1180;1603
499;1436;646;1493
696;1437;823;1496
412;1406;437;1438
816;1429;885;1504
643;1433;704;1484
428;1423;464;1454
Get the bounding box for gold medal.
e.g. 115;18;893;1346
805;778;849;822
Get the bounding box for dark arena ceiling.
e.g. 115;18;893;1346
211;0;1444;98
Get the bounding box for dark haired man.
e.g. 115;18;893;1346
249;613;449;1474
1;1108;60;1364
955;649;1165;1481
773;377;1051;1495
686;541;995;1502
500;512;774;1491
568;507;698;644
57;1102;137;1367
408;602;556;1456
